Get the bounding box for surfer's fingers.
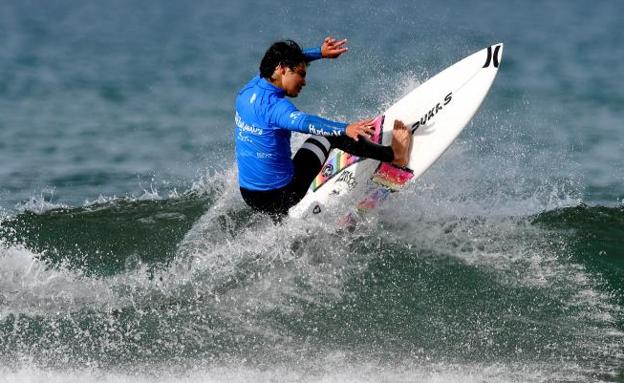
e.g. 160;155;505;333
359;124;374;138
324;38;348;53
331;43;348;53
360;120;374;129
347;118;374;140
358;125;373;137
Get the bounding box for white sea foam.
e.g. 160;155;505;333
0;360;589;383
13;188;69;215
0;241;140;319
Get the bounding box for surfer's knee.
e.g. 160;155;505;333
299;136;331;165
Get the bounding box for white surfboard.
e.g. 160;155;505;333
289;43;504;219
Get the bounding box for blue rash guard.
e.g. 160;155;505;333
235;47;348;191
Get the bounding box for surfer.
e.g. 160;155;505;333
235;37;411;217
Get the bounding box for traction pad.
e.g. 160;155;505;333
355;163;414;214
371;162;414;191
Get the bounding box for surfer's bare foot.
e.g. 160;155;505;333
391;120;411;167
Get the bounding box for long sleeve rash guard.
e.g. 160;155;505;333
235;47;348;191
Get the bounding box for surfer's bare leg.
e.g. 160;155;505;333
391;120;411;167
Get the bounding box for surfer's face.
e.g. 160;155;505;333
281;63;307;97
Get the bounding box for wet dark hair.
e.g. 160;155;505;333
259;40;307;79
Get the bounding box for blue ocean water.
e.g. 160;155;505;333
1;1;623;382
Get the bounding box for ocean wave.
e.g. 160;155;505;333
1;193;622;376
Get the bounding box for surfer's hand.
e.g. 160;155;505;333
321;36;348;59
346;119;375;141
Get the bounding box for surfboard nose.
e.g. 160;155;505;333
483;43;504;68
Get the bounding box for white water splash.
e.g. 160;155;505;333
0;359;590;383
